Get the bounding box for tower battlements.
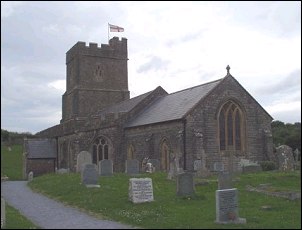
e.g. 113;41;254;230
66;37;127;64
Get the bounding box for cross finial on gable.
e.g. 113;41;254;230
226;65;230;75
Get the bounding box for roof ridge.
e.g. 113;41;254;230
168;78;223;95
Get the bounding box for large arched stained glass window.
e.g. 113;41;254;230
218;101;245;153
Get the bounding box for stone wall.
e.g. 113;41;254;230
124;121;184;170
26;159;56;176
187;75;273;170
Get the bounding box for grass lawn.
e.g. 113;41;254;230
2;203;39;229
28;171;301;229
1;145;24;180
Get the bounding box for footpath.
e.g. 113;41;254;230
1;181;135;229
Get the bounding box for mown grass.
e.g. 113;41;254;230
1;145;24;180
29;171;301;229
2;203;39;229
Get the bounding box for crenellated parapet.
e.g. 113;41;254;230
66;37;127;64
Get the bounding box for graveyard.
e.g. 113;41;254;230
1;144;301;229
27;171;300;229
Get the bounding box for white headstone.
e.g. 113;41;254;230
129;178;154;203
28;171;33;182
76;151;92;172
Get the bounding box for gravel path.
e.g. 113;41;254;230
1;181;135;229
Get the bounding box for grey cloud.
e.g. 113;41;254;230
256;69;301;96
137;56;170;73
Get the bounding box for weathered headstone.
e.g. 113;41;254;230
81;164;99;187
176;172;195;196
147;159;160;172
242;165;262;173
214;162;224;172
28;171;33;182
194;160;202;171
129;178;154;203
56;168;70;174
76;151;92;173
1;197;5;228
276;145;294;171
215;188;246;224
294;148;300;162
218;172;233;190
99;159;113;176
7;146;12;152
125;159;139;175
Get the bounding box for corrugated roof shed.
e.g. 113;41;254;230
25;138;57;158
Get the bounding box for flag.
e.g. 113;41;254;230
109;24;124;32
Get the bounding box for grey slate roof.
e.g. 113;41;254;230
126;78;222;128
25;138;57;158
96;89;154;115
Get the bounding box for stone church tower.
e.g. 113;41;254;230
61;37;130;122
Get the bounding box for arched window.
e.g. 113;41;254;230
92;137;110;164
127;144;135;160
160;139;170;171
218;101;245;154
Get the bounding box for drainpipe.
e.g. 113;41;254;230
183;119;187;170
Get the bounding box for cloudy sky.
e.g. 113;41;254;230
1;1;301;134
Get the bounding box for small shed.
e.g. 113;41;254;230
23;138;57;178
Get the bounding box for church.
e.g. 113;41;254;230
33;36;275;174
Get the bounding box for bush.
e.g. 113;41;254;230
260;161;277;171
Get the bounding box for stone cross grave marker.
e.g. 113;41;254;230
99;159;113;176
176;172;195;196
76;151;92;173
129;178;154;203
81;164;99;187
125;159;139;175
218;172;233;190
215;188;246;224
28;171;33;182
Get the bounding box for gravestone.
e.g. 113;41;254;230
99;159;113;176
215;188;246;224
218;172;233;190
242;165;262;173
7;146;12;152
147;159;160;172
276;145;294;171
145;162;154;173
194;160;202;171
129;178;154;203
176;172;195;196
81;164;99;187
1;197;5;228
214;162;224;172
294;148;300;162
76;151;92;173
125;159;139;175
56;168;69;174
28;171;33;182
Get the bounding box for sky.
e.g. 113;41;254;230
1;1;301;134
